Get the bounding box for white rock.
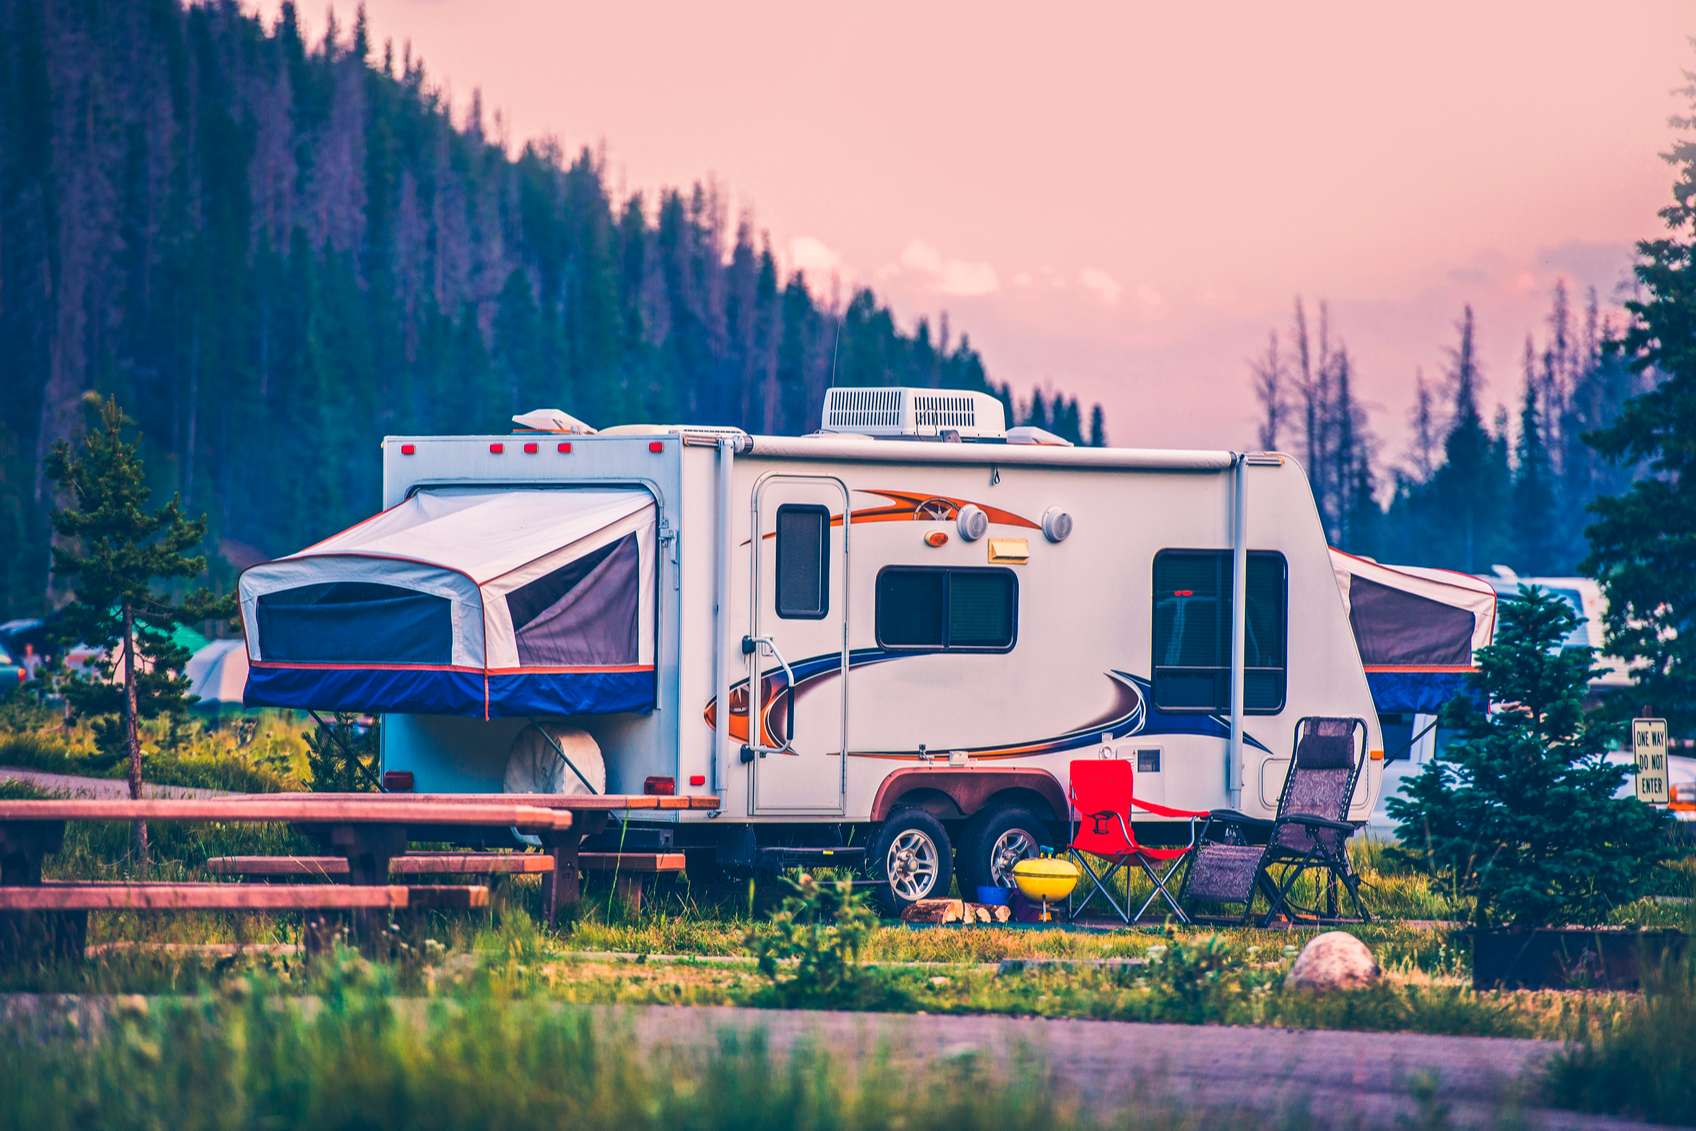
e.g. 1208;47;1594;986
1284;931;1381;992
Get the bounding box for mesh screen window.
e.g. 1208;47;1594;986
774;505;830;619
1151;549;1287;713
876;567;1016;651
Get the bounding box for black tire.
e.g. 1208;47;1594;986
957;805;1047;895
867;809;954;914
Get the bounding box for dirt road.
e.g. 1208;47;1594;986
0;767;228;798
618;1005;1648;1130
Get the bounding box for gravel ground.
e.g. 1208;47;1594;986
620;1004;1653;1130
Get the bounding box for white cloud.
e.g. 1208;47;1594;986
891;238;1000;297
788;235;842;278
1078;267;1123;306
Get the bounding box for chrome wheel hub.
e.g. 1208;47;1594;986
886;829;940;901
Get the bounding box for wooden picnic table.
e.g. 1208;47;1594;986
234;792;719;920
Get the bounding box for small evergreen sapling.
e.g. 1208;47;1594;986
1388;585;1668;928
46;396;226;865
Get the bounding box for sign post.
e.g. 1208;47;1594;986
1633;717;1669;805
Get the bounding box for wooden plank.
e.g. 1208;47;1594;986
391;884;489;910
578;852;685;874
206;854;555;877
0;799;573;831
0;883;411;911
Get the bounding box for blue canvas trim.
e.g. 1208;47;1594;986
244;665;486;716
1366;670;1473;714
486;670;655;717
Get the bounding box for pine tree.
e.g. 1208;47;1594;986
1512;343;1558;573
46;396;225;865
1425;306;1508;571
1087;403;1108;448
1387;587;1668;927
1585;64;1696;734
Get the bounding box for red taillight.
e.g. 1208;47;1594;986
643;775;676;796
557;441;573;453
687;774;706;787
648;440;663;453
400;443;416;455
523;441;539;454
489;442;505;454
381;771;415;792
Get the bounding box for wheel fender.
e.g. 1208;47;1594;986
869;767;1066;824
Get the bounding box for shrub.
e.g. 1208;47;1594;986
1388;586;1670;928
749;873;898;1007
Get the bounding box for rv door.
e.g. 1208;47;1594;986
745;475;850;814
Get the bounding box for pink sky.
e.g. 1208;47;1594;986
264;1;1690;456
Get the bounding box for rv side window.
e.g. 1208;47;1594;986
876;567;1017;651
1151;549;1286;714
775;505;830;619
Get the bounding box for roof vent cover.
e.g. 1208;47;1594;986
820;387;1006;439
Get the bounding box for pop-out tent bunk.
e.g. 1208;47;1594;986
1329;549;1497;715
238;488;656;718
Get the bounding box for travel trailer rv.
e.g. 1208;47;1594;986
238;387;1385;906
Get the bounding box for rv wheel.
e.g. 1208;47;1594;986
868;810;954;914
958;806;1045;893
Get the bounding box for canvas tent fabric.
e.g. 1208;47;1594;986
238;488;656;718
186;639;250;704
1329;549;1496;714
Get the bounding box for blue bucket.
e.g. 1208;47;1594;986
976;885;1010;906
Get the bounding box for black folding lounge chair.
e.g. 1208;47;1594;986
1177;716;1371;925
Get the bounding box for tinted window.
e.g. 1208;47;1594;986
876;567;1016;651
1151;550;1286;713
775;505;830;619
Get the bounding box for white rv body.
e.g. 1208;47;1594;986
357;419;1384;841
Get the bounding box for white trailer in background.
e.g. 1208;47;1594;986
238;388;1385;906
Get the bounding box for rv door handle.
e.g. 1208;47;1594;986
742;634;798;757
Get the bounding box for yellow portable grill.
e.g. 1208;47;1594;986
1011;856;1079;922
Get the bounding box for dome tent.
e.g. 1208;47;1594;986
239;488;656;718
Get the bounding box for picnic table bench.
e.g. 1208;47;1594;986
207;850;688;912
0;792;718;959
232;792;716;922
0;797;572;958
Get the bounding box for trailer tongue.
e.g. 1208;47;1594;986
238;487;657;719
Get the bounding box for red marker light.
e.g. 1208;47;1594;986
489;442;505;454
557;441;572;453
1173;589;1194;597
400;443;416;456
648;440;664;453
688;774;706;787
523;441;539;454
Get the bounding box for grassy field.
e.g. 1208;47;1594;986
4;710;1695;1125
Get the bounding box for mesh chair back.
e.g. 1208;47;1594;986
1069;758;1136;857
1272;717;1363;853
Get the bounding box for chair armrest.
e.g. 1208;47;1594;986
1274;812;1355;834
1131;798;1209;820
1203;809;1274;830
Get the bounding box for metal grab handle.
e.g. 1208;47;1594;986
741;635;797;758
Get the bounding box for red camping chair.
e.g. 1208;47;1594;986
1068;758;1208;924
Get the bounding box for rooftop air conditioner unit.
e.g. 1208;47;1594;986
820;387;1007;439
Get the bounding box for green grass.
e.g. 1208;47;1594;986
1545;954;1696;1125
0;955;1164;1131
